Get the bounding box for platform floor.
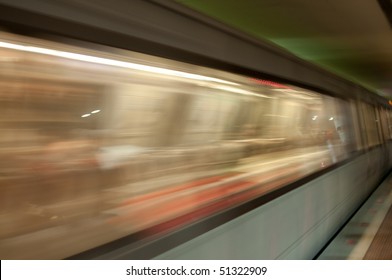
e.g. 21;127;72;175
318;171;392;260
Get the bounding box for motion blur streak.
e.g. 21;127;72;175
0;41;237;85
0;31;376;259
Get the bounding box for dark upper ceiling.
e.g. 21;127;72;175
175;0;392;98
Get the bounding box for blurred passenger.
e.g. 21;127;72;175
40;138;98;173
325;129;337;163
241;124;257;139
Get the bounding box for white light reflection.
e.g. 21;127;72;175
0;41;237;85
329;117;334;121
212;85;271;98
81;114;91;118
91;110;101;114
312;116;318;120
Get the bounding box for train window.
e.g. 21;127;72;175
369;105;382;146
385;109;391;140
357;102;369;148
333;100;357;155
386;110;392;139
360;103;380;147
385;108;392;140
348;101;364;151
0;31;371;259
378;107;389;142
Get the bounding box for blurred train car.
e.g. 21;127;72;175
0;0;391;259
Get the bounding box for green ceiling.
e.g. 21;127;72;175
175;0;392;96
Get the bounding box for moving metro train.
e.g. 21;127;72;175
0;0;391;259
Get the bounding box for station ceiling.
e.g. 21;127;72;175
175;0;392;98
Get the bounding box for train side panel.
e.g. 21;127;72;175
156;146;391;259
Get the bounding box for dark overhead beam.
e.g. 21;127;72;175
378;0;392;27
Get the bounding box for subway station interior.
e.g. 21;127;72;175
0;0;391;259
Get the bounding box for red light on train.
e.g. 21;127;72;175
249;78;290;89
